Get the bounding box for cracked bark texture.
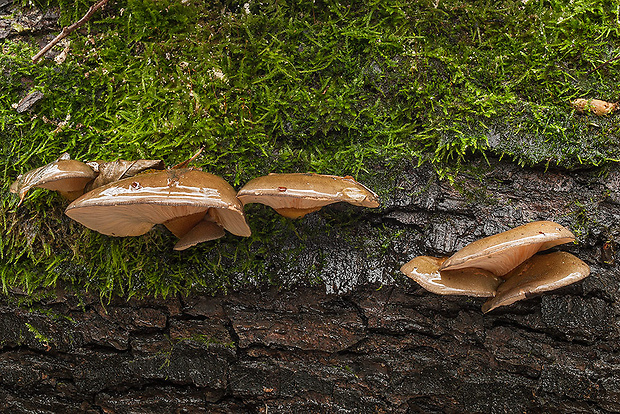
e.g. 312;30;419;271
2;159;620;413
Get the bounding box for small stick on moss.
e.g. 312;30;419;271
586;54;620;76
32;0;109;63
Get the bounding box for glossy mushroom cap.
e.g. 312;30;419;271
65;169;251;239
237;173;380;219
401;256;502;297
10;153;96;205
439;221;575;277
482;251;590;313
85;159;164;191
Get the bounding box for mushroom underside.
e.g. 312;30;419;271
482;251;590;313
174;220;226;250
239;194;337;208
401;256;502;297
37;176;97;201
66;204;210;237
164;211;208;238
211;207;251;237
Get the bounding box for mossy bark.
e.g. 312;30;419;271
2;1;620;411
1;158;619;413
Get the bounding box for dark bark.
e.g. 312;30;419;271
1;158;619;413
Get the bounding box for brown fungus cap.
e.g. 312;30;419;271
401;256;502;297
65;169;250;240
439;221;575;277
237;173;380;219
481;251;590;313
10;153;96;205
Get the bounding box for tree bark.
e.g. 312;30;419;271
1;158;619;413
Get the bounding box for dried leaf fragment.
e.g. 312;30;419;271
13;91;44;113
571;98;618;116
85;159;164;191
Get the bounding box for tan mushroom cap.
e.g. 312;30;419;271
439;221;576;277
401;256;502;297
237;173;380;219
65;169;251;239
10;153;96;205
482;251;590;313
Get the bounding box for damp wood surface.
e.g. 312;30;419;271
2;158;619;413
1;0;620;412
1;0;619;298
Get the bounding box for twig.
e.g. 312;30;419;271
586;54;620;76
32;0;109;63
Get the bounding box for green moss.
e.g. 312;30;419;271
1;0;618;298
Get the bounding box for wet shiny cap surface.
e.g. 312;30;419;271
440;221;575;276
10;154;96;205
237;173;380;217
65;169;250;237
482;251;590;313
401;255;502;297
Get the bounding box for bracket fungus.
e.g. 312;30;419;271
481;251;590;313
236;173;380;218
400;256;502;297
65;169;251;248
439;221;575;276
10;153;96;206
401;221;590;313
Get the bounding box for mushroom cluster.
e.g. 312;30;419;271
10;153;164;206
400;221;590;312
10;154;380;250
11;156;592;313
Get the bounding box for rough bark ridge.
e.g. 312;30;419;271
1;159;619;413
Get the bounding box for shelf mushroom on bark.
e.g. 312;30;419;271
401;221;590;312
439;221;576;276
236;173;380;218
400;256;502;297
65;168;251;250
10;153;96;205
481;251;590;313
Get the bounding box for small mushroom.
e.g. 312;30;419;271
400;256;502;297
236;173;380;219
65;169;251;244
85;159;165;191
440;221;575;277
481;251;590;313
173;217;226;251
10;153;97;205
571;98;618;116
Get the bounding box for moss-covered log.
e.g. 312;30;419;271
2;158;619;412
2;0;620;412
